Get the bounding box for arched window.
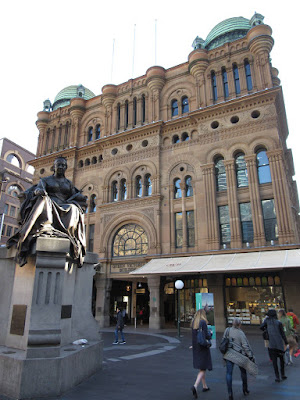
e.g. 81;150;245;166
95;124;101;140
185;176;193;197
125;100;129;129
211;71;217;102
92;156;97;164
235;153;248;187
141;95;146;123
172;135;180;144
7;184;22;197
145;174;152;196
182;96;189;114
6;154;21;168
133;97;137;126
112;223;148;257
222;68;229;98
112;181;118;202
136;176;142;197
244;59;253;91
181;132;189;141
90;194;97;213
171;99;178;117
85;158;90;166
215;157;227;191
78;160;83;168
174;178;182;199
88;126;93;142
117;103;121;131
256;149;271;184
233;64;241;95
120;179;127;201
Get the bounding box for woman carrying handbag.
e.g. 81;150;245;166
222;317;257;400
190;309;212;399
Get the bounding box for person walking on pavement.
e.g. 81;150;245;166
113;307;126;345
222;318;257;400
260;309;288;382
278;309;297;365
287;308;299;332
190;309;212;399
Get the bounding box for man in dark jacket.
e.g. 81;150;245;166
260;309;288;382
113;307;126;344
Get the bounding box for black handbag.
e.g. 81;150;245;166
197;323;211;348
262;328;269;341
219;327;230;354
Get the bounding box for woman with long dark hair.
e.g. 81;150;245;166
190;309;212;399
260;309;288;382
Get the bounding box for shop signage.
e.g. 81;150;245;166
196;293;216;348
110;262;145;274
136;288;146;294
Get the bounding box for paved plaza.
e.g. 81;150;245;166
2;327;299;400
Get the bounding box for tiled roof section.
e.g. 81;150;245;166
205;17;251;50
53;85;95;110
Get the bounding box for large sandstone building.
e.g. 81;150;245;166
31;13;300;332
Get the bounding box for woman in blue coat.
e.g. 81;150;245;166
190;309;212;398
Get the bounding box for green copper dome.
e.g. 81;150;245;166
204;17;251;50
52;84;95;110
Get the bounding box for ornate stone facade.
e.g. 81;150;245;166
31;14;300;330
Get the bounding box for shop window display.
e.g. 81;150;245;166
225;275;283;325
173;278;208;326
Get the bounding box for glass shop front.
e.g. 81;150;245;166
225;274;284;325
164;277;209;327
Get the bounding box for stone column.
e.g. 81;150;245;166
202;164;219;249
156;209;162;254
170;187;176;253
147;276;164;329
238;63;248;95
268;149;295;244
227;66;235;99
69;99;85;147
216;70;224;102
207;274;226;332
280;269;300;317
94;275;112;328
224;160;242;248
244;155;265;246
181;183;187;252
206;73;213;106
36;112;49;157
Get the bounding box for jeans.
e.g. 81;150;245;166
269;349;285;379
114;327;125;342
226;360;247;395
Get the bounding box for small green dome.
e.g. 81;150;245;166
205;17;251;50
53;84;95;110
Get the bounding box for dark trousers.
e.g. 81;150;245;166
226;360;247;395
269;348;285;379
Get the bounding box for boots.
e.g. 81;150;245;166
243;385;250;395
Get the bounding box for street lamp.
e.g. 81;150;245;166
175;279;184;338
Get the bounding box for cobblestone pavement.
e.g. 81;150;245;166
11;327;300;400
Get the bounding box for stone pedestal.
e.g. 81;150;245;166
0;237;103;400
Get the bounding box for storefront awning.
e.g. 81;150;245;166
130;249;300;276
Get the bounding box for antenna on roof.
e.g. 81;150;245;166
155;19;157;65
132;24;136;77
111;38;115;82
